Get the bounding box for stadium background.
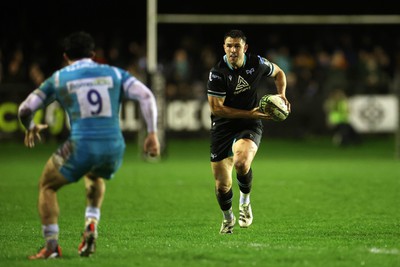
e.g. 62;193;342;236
0;1;399;144
0;2;400;266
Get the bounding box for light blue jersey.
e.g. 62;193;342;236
39;59;133;140
38;59;139;181
20;57;157;181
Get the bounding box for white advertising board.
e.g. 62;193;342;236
349;95;399;133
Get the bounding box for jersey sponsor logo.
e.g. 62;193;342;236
209;72;222;81
259;56;273;69
67;77;113;91
234;76;250;95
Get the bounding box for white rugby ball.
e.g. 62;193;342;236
259;94;289;121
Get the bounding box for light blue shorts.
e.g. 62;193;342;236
53;138;126;182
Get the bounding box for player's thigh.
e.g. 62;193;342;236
232;127;261;163
39;157;70;190
232;138;258;163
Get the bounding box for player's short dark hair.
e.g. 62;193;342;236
63;31;95;60
224;29;247;43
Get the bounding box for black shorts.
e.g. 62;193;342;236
210;123;263;162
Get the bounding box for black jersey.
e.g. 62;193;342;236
207;53;274;128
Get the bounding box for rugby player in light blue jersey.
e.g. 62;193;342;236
18;31;160;259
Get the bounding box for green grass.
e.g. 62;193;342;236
0;137;399;267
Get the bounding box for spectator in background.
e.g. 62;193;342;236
108;43;125;68
324;88;360;146
0;49;3;83
391;51;400;95
93;47;107;64
189;45;218;100
165;48;193;99
199;45;217;80
270;46;292;74
28;63;45;88
126;41;148;82
4;48;27;83
323;49;349;95
355;48;390;95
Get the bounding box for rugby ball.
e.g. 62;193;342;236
259;94;289;121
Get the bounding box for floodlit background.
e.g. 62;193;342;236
0;0;399;148
0;2;399;266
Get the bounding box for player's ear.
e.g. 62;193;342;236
244;44;248;52
90;51;96;59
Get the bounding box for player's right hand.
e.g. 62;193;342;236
251;107;273;120
24;124;48;148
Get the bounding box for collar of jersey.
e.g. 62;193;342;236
71;58;94;65
223;54;247;70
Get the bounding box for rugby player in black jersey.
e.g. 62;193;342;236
207;29;290;234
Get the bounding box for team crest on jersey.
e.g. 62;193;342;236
246;68;255;75
234;75;250;95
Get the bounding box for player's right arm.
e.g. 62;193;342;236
207;70;270;120
207;95;270;120
18;89;49;148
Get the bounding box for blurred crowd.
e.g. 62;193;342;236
1;28;399;139
2;30;399;96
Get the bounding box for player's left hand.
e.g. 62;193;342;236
143;132;160;158
277;94;291;113
24;124;48;148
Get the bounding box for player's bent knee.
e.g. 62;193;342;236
233;159;251;175
216;185;232;194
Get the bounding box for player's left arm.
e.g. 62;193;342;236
123;78;160;157
270;63;290;112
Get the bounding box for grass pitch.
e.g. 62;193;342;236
0;136;399;267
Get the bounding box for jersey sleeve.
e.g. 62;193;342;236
116;67;133;89
119;68;158;133
37;72;58;105
207;69;226;98
257;56;274;77
18;73;58;130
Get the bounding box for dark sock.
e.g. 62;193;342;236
237;168;253;194
215;188;233;211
